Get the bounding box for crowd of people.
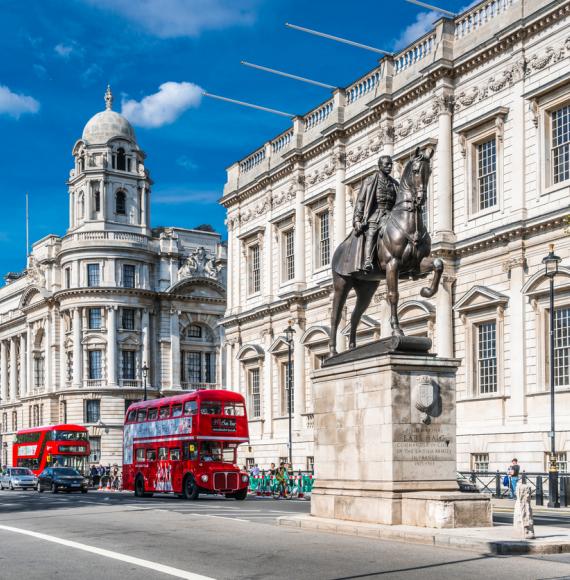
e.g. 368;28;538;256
89;464;121;490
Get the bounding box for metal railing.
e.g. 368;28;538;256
459;470;570;506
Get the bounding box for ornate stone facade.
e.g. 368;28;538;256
220;0;570;473
0;89;227;467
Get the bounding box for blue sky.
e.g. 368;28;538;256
0;0;471;277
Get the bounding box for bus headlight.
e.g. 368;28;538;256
200;475;209;483
241;475;249;483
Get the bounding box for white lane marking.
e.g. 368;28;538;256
0;524;215;580
189;513;250;523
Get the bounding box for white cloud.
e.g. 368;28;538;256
394;10;439;51
121;82;203;128
54;43;74;58
0;86;40;119
81;0;257;38
176;155;198;171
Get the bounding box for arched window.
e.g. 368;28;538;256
117;148;126;171
187;324;202;339
116;191;126;215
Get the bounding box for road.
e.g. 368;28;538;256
1;489;570;580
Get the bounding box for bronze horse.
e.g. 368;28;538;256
329;147;443;355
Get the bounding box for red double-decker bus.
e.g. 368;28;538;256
13;424;91;476
123;390;249;500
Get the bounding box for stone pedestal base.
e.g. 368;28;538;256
310;344;491;528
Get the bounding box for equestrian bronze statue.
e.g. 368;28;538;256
329;147;443;355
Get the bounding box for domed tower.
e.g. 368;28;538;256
68;86;152;234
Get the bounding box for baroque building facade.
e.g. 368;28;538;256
220;0;570;473
0;88;227;467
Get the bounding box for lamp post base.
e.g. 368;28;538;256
547;470;560;509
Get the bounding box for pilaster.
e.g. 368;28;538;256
72;308;83;388
107;306;117;387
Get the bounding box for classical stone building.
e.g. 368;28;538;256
220;0;570;473
0;87;227;467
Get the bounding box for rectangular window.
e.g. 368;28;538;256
546;452;568;473
170;448;180;461
248;368;261;419
205;352;213;384
122;351;136;380
281;361;294;416
477;322;497;394
248;244;261;295
477;138;497;211
88;308;102;330
184;400;198;415
65;268;71;289
147;449;156;462
136;448;145;463
89;436;101;463
87;264;100;287
147;408;158;421
88;350;103;380
123;264;136;288
84;400;100;424
283;229;295;282
246;457;255;470
318;212;330;268
122;308;135;330
306;456;314;473
33;355;45;389
552;104;570;184
554;306;570;387
471;453;489;471
184;352;202;383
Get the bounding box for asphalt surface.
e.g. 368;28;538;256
1;489;570;580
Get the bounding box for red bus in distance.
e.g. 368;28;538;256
123;390;249;500
13;424;91;475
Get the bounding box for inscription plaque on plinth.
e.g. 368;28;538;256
310;347;491;528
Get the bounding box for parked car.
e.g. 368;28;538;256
37;467;89;494
0;467;37;490
457;474;479;493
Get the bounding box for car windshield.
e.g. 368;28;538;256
11;468;33;476
53;468;81;477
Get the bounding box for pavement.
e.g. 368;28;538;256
2;488;570;579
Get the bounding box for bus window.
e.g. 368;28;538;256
170;448;180;461
225;402;246;417
136;449;145;463
172;404;183;418
136;409;147;422
127;410;136;423
159;407;170;419
148;408;158;421
184;401;197;416
158;447;167;460
147;449;156;461
200;401;222;415
182;443;198;461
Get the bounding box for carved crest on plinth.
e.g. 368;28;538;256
414;375;440;425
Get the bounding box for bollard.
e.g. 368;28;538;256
521;470;527;484
535;476;544;506
495;470;501;497
470;470;476;484
560;476;568;508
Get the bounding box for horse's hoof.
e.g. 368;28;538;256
420;287;435;298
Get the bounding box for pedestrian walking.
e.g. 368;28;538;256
508;458;521;499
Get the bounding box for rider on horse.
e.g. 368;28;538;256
353;155;399;273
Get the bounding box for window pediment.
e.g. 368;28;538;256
268;336;291;355
301;326;331;346
522;266;570;298
236;343;265;362
454;285;508;314
398;300;435;324
340;315;380;337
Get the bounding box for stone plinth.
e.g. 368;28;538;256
310;348;491;528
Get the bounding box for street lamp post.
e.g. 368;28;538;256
543;243;561;509
142;362;149;402
284;321;295;468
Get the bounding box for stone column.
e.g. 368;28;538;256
107;307;117;387
293;324;305;434
264;201;273;302
72;308;83;388
26;327;33;392
59;314;66;390
263;332;274;439
510;54;527;222
294;171;306;288
436;275;455;358
435;91;455;243
506;255;526;422
140;187;148;228
45;314;53;392
142;308;150;372
19;335;26;398
1;341;8;401
226;221;234;313
69;192;75;228
10;338;17;400
170;309;181;388
333;146;347;248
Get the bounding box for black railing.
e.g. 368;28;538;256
459;470;570;507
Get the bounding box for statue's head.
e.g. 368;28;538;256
196;247;206;258
378;155;393;175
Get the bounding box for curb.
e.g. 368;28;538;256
277;515;570;555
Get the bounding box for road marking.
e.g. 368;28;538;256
0;524;215;580
189;513;250;523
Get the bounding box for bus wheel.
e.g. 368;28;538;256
182;475;199;501
232;488;248;501
134;475;145;498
